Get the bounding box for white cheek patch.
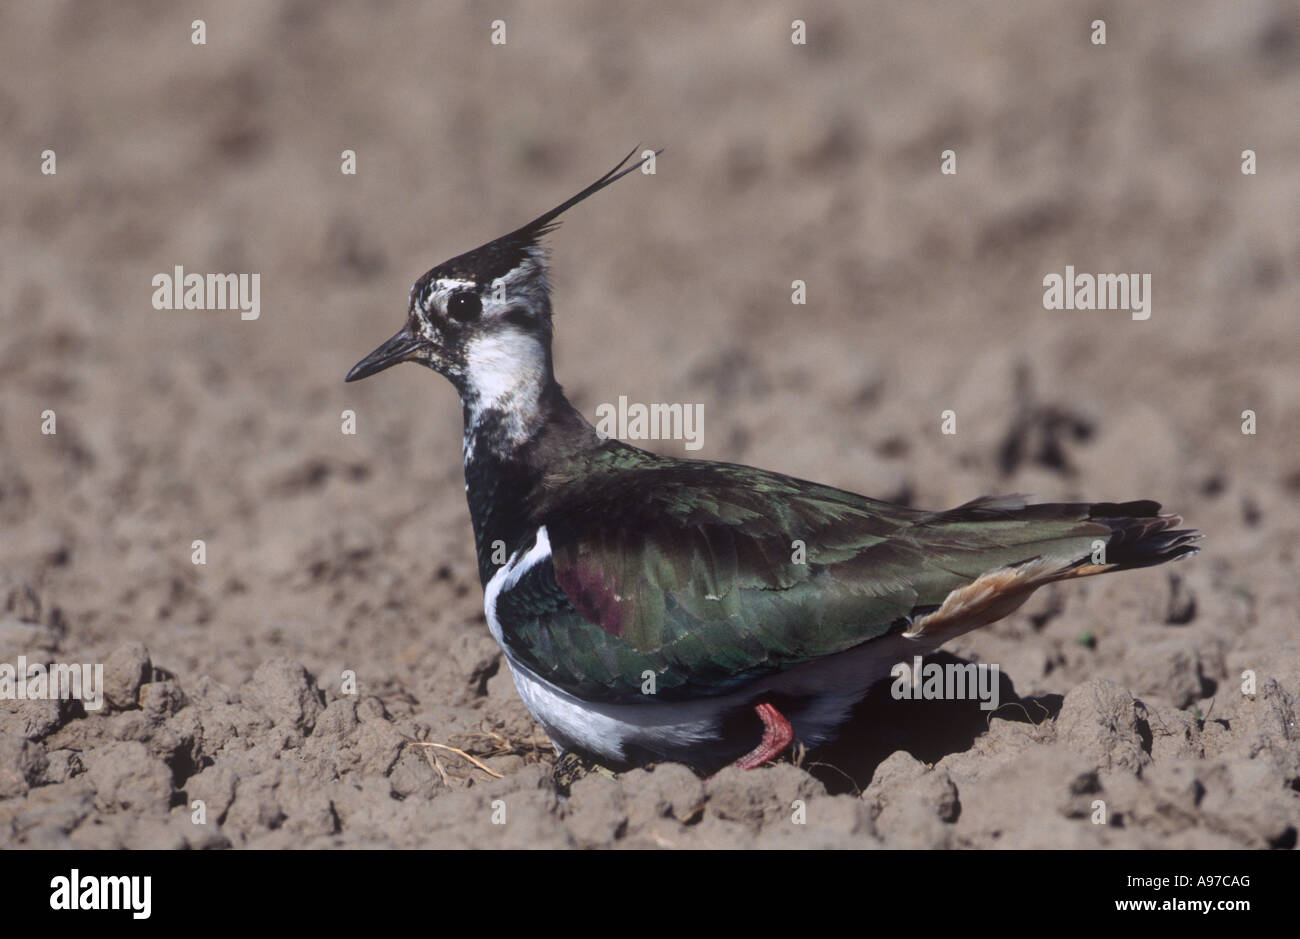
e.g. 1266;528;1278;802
464;329;548;440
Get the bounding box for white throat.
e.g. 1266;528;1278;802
463;329;550;448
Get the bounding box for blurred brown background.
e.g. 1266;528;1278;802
1;1;1297;847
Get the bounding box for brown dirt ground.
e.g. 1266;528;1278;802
1;1;1298;848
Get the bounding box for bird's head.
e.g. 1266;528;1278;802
346;149;658;428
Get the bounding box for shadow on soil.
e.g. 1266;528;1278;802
805;651;1064;796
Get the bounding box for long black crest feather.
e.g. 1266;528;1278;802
511;146;662;242
414;147;661;289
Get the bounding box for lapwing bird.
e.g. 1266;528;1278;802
346;150;1200;774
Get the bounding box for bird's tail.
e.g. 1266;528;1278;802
903;497;1201;641
926;495;1201;573
1075;500;1201;571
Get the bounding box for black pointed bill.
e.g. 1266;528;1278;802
345;326;426;382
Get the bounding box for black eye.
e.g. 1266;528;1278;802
447;291;482;323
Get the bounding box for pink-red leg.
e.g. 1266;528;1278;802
732;702;795;770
